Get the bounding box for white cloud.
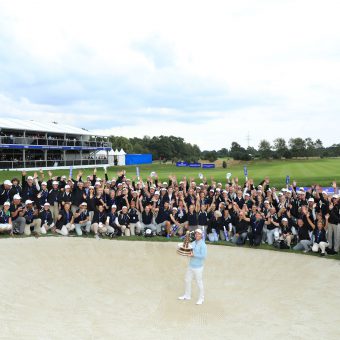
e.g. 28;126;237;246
0;0;340;150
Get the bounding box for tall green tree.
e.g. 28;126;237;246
258;140;272;159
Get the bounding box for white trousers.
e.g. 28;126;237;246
184;266;204;301
312;241;329;254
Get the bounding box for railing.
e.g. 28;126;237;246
0;136;111;148
0;159;110;169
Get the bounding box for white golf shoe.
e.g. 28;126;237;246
178;295;191;300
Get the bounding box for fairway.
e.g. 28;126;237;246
1;158;340;188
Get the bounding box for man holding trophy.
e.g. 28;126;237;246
178;229;207;305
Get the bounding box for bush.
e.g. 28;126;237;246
222;161;227;168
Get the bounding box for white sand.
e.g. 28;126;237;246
0;238;340;340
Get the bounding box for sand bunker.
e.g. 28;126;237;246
0;238;339;340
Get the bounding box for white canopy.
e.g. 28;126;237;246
0;118;109;137
108;149;115;156
118;148;126;155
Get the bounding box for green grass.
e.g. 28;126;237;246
1;158;340;187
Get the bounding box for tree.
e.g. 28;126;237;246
258;140;272;159
109;136;133;153
201;150;218;162
288;138;306;157
273;138;288;159
305;137;315;158
230;142;249;160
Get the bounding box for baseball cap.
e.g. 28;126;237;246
52;181;59;185
308;198;314;202
44;202;50;206
4;180;12;186
154;191;160;195
111;204;117;209
25;200;33;205
13;194;21;200
80;202;87;206
195;229;203;234
3;201;10;206
65;185;70;189
41;182;47;186
27;176;33;180
282;217;288;222
332;194;339;199
122;206;128;209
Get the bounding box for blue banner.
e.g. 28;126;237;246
202;164;215;169
286;175;290;185
244;166;248;177
189;163;202;168
176;162;188;167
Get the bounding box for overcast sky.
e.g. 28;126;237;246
0;0;339;150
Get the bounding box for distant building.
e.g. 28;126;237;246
0;118;112;170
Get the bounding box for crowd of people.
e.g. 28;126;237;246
0;168;339;256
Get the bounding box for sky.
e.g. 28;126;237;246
0;0;340;150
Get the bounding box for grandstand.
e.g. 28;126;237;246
0;118;112;170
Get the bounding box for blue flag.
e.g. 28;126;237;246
69;166;73;179
286;175;290;185
244;166;248;177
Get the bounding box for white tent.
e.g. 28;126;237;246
108;149;115;164
117;149;126;166
114;149;119;155
95;150;107;160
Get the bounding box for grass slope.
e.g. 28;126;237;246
1;158;340;187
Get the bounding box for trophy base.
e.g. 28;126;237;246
177;243;192;256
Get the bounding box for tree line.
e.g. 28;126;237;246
109;135;340;162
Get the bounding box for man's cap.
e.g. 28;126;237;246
80;202;87;206
52;181;59;185
95;182;101;186
111;204;117;209
122;206;128;209
25;200;33;205
61;175;67;179
13;194;21;200
154;191;160;195
195;229;203;234
308;198;314;202
3;201;10;206
27;176;33;180
172;207;178;211
4;180;12;186
282;217;288;222
41;182;47;186
264;200;269;204
332;194;339;199
161;188;167;191
65;185;70;189
44;202;50;206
